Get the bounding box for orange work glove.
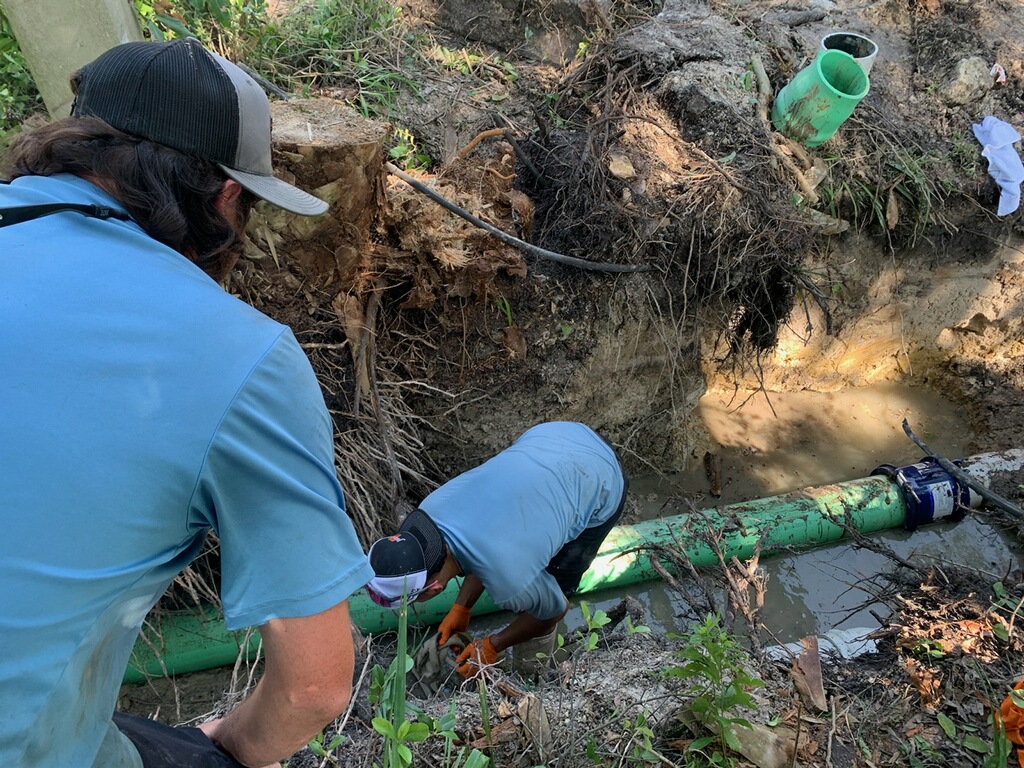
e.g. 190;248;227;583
455;635;500;679
1000;679;1024;768
437;603;472;646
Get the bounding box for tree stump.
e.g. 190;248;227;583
247;98;390;288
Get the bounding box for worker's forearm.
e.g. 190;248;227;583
200;603;355;767
200;677;347;767
491;601;567;653
455;574;485;609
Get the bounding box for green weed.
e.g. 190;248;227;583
133;0;268;62
666;613;763;768
620;710;661;764
365;586;493;767
495;294;514;327
133;0;414;116
988;581;1022;642
389;128;431;170
257;0;412;113
429;45;518;83
307;729;345;764
0;10;43;139
909;637;945;660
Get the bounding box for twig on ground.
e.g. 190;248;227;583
840;507;928;577
901;419;1024;520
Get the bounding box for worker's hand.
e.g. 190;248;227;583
455;635;499;679
437;603;472;645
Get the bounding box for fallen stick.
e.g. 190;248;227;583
901;419;1024;520
384;162;649;273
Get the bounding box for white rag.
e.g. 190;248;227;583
973;115;1024;216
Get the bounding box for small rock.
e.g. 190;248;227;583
941;57;992;105
608;152;636;180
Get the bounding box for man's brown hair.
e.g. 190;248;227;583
5;116;256;281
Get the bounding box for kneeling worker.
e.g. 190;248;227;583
366;421;628;677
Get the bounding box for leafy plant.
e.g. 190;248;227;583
133;0;269;62
133;0;414;117
909;637;945;660
429;45;517;83
621;710;661;764
0;10;43;138
430;700;491;768
307;729;345;764
367;586;427;768
989;581;1022;642
495;294;514;327
580;601;611;652
665;613;764;767
389;128;430;170
366;587;493;768
257;0;413;115
625;615;651;635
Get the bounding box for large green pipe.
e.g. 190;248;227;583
125;473;912;683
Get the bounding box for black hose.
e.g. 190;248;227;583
384;163;649;274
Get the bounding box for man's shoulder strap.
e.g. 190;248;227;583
0;179;131;229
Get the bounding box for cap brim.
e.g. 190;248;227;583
368;571;428;608
220;164;329;216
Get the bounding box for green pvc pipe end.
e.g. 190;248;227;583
771;49;870;147
123;475;905;685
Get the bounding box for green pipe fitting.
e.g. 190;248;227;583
771;49;870;147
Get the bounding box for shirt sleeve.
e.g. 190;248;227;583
496;569;568;621
192;330;375;630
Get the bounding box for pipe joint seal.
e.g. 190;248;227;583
871;457;975;530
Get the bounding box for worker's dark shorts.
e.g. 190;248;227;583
113;712;246;768
545;433;629;596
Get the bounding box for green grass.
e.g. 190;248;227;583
0;8;43;140
0;0;415;140
253;0;415;115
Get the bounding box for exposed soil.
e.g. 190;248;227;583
115;0;1024;765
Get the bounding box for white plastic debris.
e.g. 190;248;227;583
973;115;1024;216
990;64;1008;85
765;627;879;661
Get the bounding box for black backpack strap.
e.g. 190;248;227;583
0;203;132;229
0;179;132;229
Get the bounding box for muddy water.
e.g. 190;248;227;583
637;382;976;510
557;382;1024;647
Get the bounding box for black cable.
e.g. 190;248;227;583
384;162;649;274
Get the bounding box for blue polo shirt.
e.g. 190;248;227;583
421;421;625;620
0;174;374;767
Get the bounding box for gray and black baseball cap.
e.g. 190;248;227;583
71;38;328;217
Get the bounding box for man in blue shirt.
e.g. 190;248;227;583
0;39;374;767
366;422;628;678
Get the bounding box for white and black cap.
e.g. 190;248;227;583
71;38;328;216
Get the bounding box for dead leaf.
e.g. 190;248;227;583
516;693;552;760
502;326;528;359
886;189;900;230
905;657;942;710
791;636;828;712
469;718;519;748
